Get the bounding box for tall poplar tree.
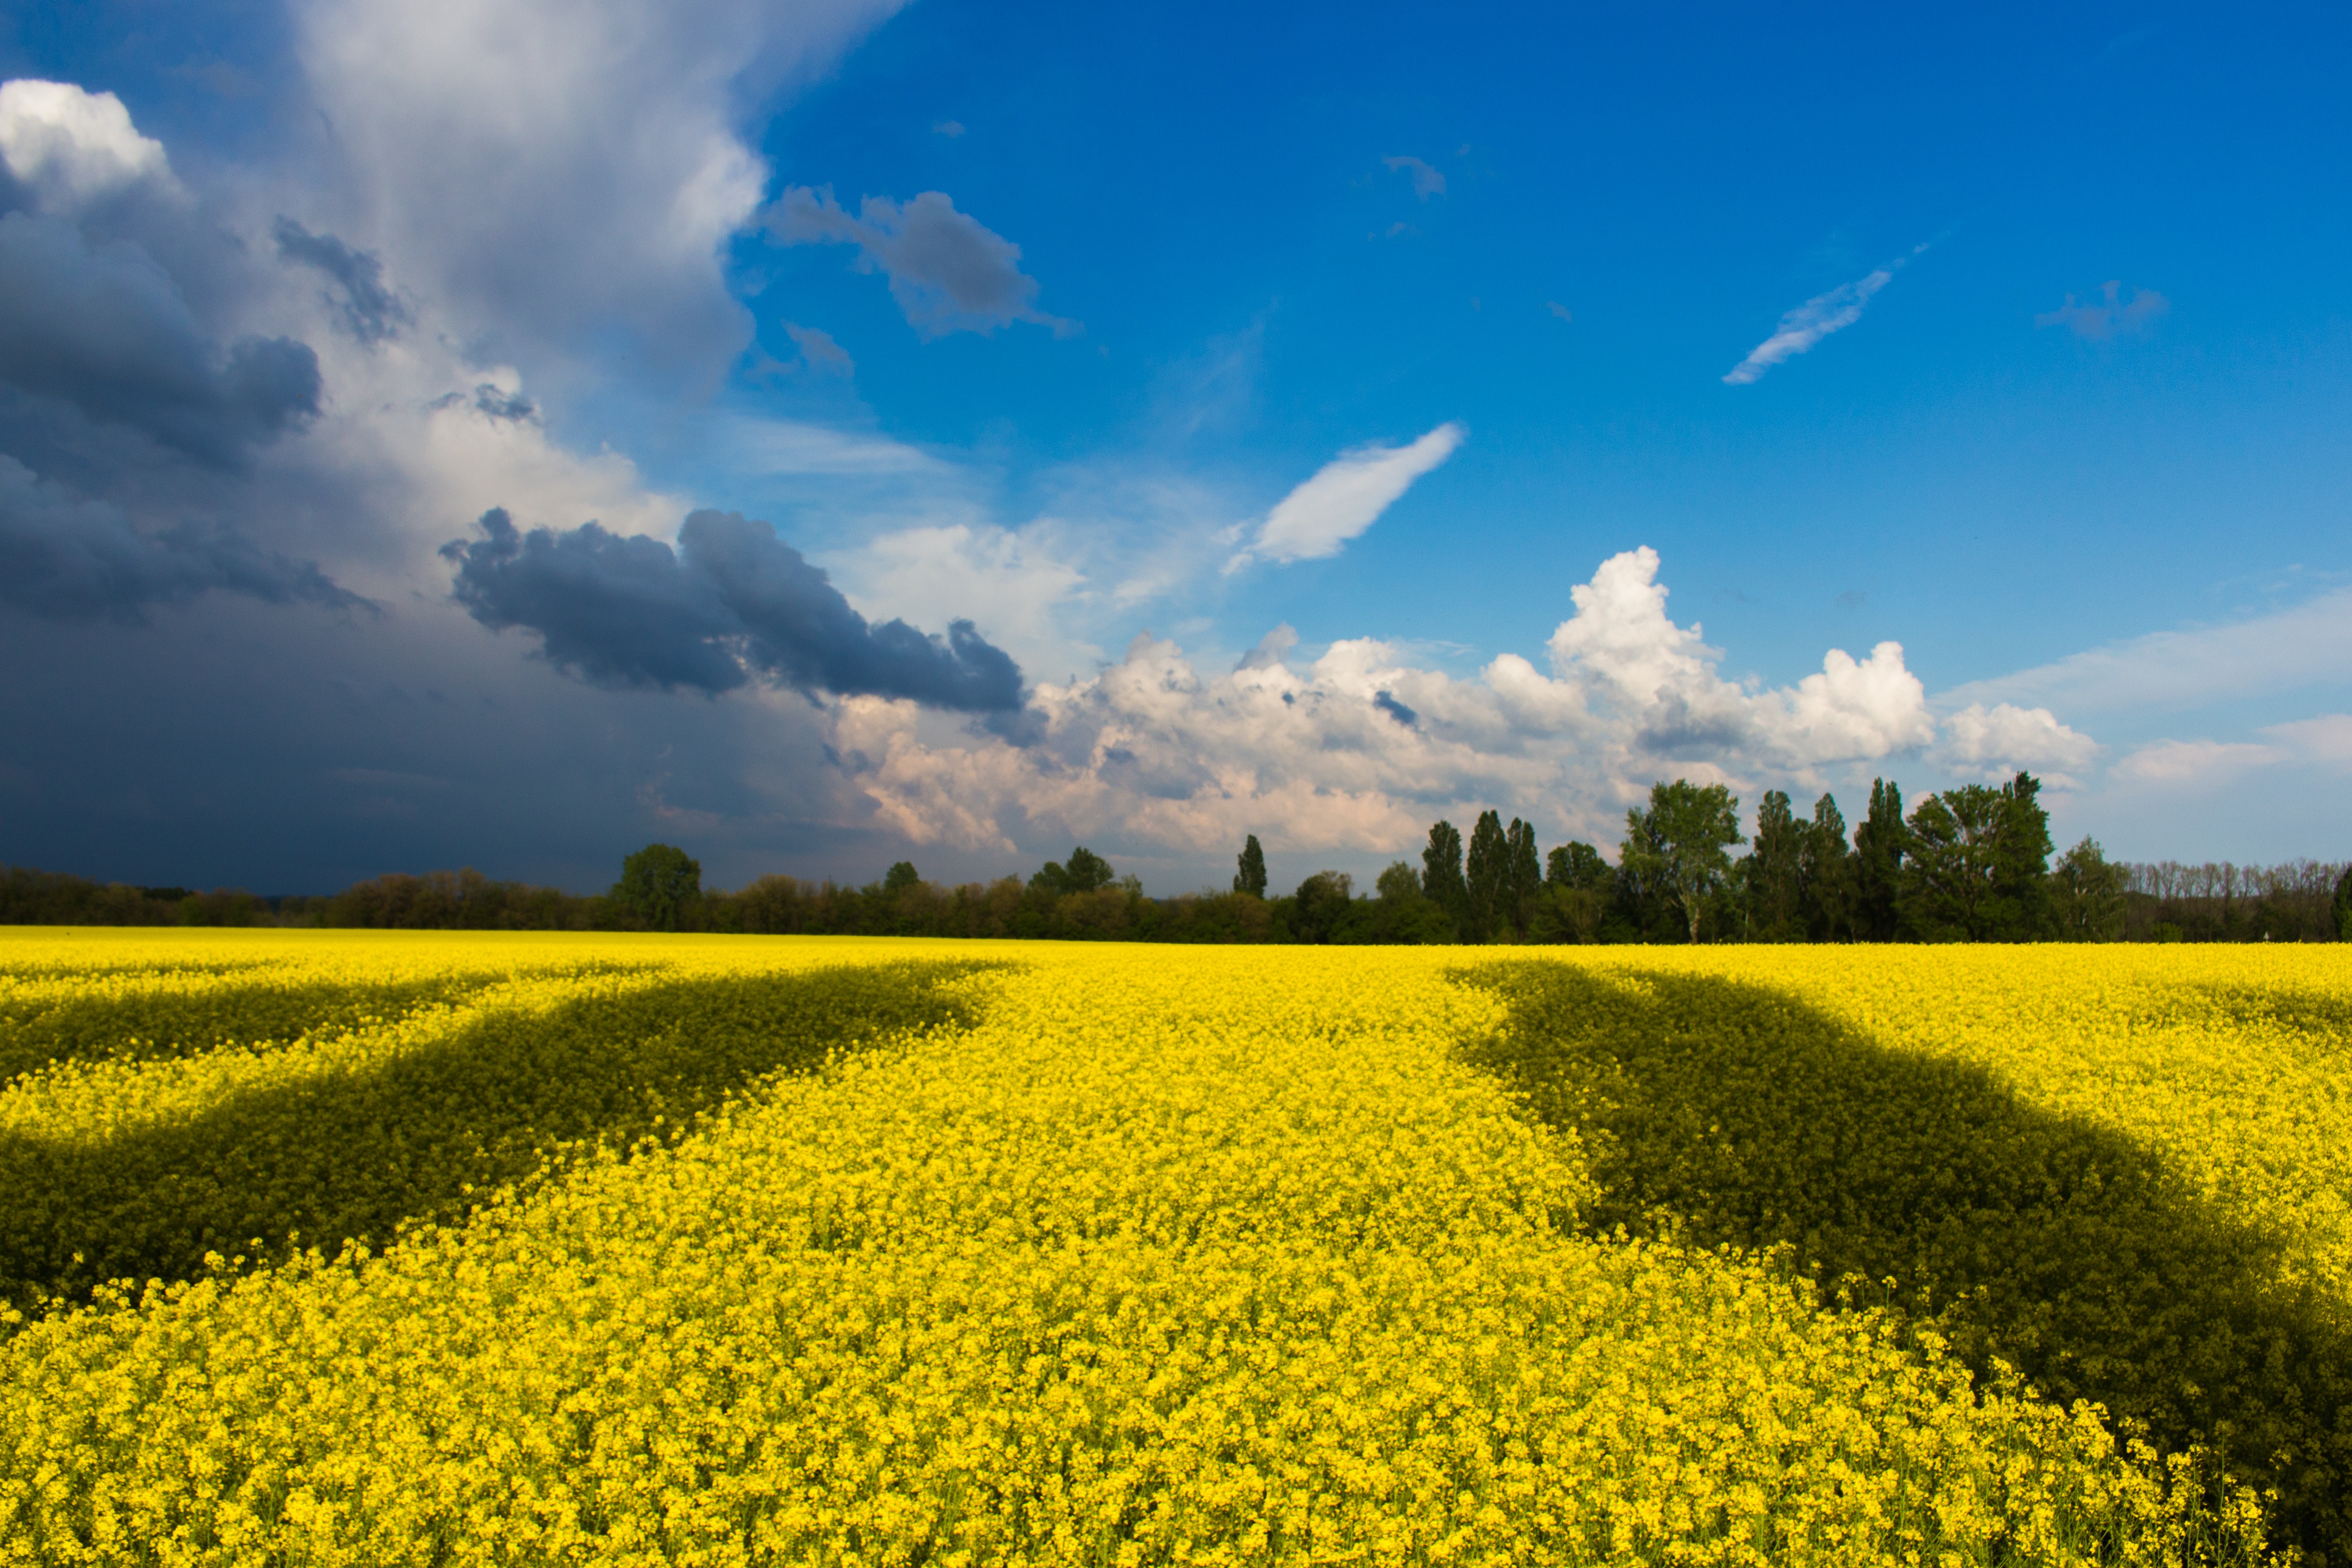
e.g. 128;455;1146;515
1799;793;1852;941
1852;778;1906;941
1464;809;1508;941
1421;820;1467;939
1743;789;1804;940
1989;771;2054;939
1233;833;1268;897
1504;818;1542;938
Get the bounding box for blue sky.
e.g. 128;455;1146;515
0;0;2345;894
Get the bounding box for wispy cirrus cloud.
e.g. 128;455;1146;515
1723;244;1927;385
1225;423;1464;571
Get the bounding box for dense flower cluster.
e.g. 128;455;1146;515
0;933;2304;1563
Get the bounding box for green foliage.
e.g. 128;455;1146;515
1373;861;1420;903
882;861;921;894
1903;772;2053;941
1742;790;1805;941
613;844;702;931
2336;864;2352;941
1502;818;1542;939
1463;811;1507;942
1799;793;1852;941
0;962;994;1309
1233;834;1268;898
1620;780;1744;943
1465;963;2352;1560
1544;842;1609;893
1286;871;1353;944
1421;820;1466;938
2053;837;2128;941
1853;779;1906;941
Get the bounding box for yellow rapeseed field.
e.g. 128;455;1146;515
0;929;2340;1566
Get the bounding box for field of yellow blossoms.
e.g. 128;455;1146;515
0;930;2344;1566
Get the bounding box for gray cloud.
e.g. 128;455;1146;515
768;184;1075;339
2036;280;2168;339
0;454;368;622
273;217;412;344
0;211;320;466
783;321;853;375
1372;689;1418;727
443;507;1024;710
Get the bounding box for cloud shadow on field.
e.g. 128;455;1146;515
1454;961;2352;1562
0;961;999;1314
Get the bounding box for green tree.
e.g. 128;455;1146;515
1620;780;1744;944
1233;833;1268;898
1741;789;1804;941
1799;793;1852;941
1991;771;2055;939
613;843;701;931
1464;809;1508;941
1503;818;1543;938
1375;861;1421;902
1545;842;1609;892
1852;778;1906;941
2051;836;2126;941
2337;864;2352;942
1289;871;1353;943
1421;820;1466;939
882;861;921;894
1903;785;2007;940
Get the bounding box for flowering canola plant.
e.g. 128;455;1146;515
0;931;2310;1565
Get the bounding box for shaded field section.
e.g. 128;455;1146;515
0;960;996;1309
1460;962;2352;1562
0;971;524;1081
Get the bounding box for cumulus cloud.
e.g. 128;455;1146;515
1382;155;1446;199
295;0;904;372
767;184;1075;338
1934;701;2099;787
0;454;366;621
442;506;1024;710
1723;245;1925;385
0;211;321;465
273;217;412;344
0;80;180;213
2036;280;2167;339
1227;423;1463;570
827;545;1957;857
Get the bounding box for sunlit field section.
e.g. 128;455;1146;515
1464;945;2352;1563
0;933;2292;1565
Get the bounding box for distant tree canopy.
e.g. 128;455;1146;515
5;777;2342;944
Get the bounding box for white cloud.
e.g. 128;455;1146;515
1723;245;1925;386
1940;588;2352;716
295;0;902;375
2115;738;2284;786
1228;423;1463;570
828;545;1955;858
1935;701;2099;787
0;80;181;213
2263;713;2352;768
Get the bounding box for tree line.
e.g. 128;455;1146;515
5;771;2347;942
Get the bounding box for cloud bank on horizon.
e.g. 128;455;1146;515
0;0;2341;889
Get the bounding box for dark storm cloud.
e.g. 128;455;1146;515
0;212;321;466
0;455;369;622
442;507;1025;712
272;217;412;344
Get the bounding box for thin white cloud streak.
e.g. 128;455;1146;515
2036;280;2168;339
1228;423;1463;571
1940;588;2352;717
1723;245;1926;385
2114;714;2352;788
